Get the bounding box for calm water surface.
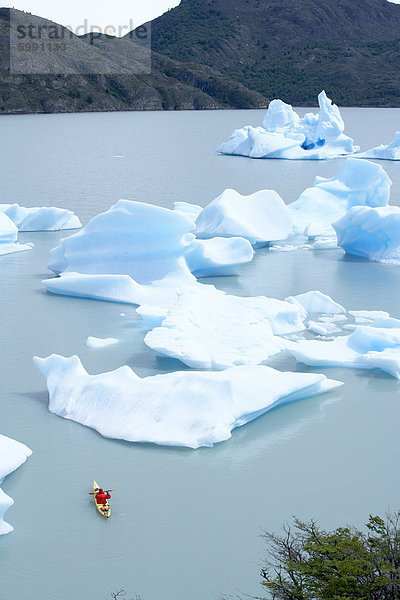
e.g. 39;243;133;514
1;108;400;600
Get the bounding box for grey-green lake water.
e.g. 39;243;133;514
1;107;400;600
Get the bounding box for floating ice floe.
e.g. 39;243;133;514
195;189;293;247
0;204;81;231
143;285;305;369
44;200;253;306
33;354;342;449
86;336;119;349
286;325;400;379
0;212;33;256
289;158;391;237
334;205;400;263
354;132;400;161
0;434;32;535
218;91;358;160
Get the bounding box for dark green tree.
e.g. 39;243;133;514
260;512;400;599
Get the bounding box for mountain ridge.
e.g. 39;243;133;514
1;0;400;114
150;0;400;106
0;7;268;115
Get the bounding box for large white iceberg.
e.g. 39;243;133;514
218;91;358;160
334;205;400;263
48;200;196;281
195;189;293;247
0;434;32;535
33;354;342;449
289;158;391;236
0;212;33;256
44;200;253;305
0;204;81;231
286;325;400;379
355;132;400;161
143;285;305;369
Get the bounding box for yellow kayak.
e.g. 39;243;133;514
93;480;111;519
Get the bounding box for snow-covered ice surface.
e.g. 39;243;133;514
287;324;400;379
195;188;293;247
218;91;358;160
33;354;342;449
0;204;81;231
143;285;306;369
354;132;400;161
0;434;32;535
86;336;119;349
334;205;400;263
289;158;391;236
43;200;253;305
0;212;33;256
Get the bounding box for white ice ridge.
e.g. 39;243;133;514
33;354;343;449
334;205;400;263
194;189;293;247
217;91;358;160
143;285;305;369
0;434;32;535
43;200;254;306
0;204;81;231
286;325;400;379
289;158;391;237
86;336;119;349
0;212;33;256
354;132;400;161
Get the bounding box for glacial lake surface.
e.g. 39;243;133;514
1;108;400;600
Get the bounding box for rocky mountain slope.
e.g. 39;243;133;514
0;8;267;115
150;0;400;106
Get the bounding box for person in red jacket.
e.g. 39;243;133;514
95;488;111;505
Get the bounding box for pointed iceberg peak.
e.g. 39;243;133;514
219;90;358;160
263;98;300;131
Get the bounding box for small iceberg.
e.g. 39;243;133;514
285;291;346;317
289;158;391;237
0;204;81;231
334;205;400;263
0;434;32;535
195;188;293;247
218;91;358;160
86;336;119;349
33;354;342;449
354;132;400;161
0;212;33;256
